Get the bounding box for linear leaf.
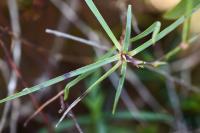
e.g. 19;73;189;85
123;5;132;52
39;111;173;133
130;5;200;56
56;61;121;127
64;72;92;100
84;70;103;111
152;22;161;44
182;0;193;43
130;21;161;43
164;0;200;19
129;16;185;56
112;111;173;122
0;55;119;104
64;47;116;100
85;0;121;50
163;0;187;20
112;62;127;114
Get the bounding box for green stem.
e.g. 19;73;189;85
182;18;191;43
162;33;199;61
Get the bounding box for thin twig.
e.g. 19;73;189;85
0;40;53;132
0;0;22;132
0;26;91;65
0;59;10;82
46;29;109;50
59;96;84;133
145;66;200;93
35;0;81;100
24;90;64;126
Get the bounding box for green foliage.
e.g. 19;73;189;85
1;0;200;127
129;16;185;56
85;0;121;50
123;5;132;52
130;21;161;44
164;0;200;19
136;124;158;133
64;47;116;100
112;62;127;114
39;111;172;133
64;72;91;100
0;54;119;103
181;94;200;113
84;70;106;133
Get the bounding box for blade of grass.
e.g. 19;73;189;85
163;0;187;19
182;0;193;43
152;22;161;44
0;54;120;104
64;72;92;100
112;62;127;114
123;5;132;52
159;34;200;61
130;21;161;43
56;61;121;127
111;111;173;122
55;110;172;132
85;0;121;50
129;3;200;57
129;16;185;56
163;0;200;19
39;111;172;133
64;47;116;100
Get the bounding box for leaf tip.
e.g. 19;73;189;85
64;87;70;101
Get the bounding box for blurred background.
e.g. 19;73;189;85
1;0;200;133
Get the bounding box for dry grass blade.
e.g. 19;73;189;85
46;29;109;50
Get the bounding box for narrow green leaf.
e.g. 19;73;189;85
112;62;127;114
0;55;120;104
64;47;116;100
164;0;200;20
130;5;200;57
84;70;104;112
123;5;132;52
64;72;92;100
112;111;173;122
85;0;121;50
130;21;161;43
56;61;121;127
182;0;193;43
39;111;173;133
129;16;185;56
163;0;187;19
152;22;161;44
